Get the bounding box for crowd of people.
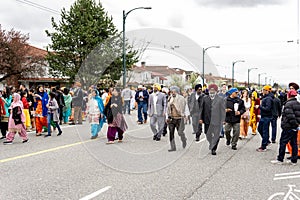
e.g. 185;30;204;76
0;81;300;165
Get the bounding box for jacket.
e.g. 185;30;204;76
72;88;83;107
225;96;246;123
187;92;204;116
148;92;167;117
135;90;149;104
200;95;226;126
260;93;273;118
281;98;300;130
272;96;282;118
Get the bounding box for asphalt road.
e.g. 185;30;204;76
1;113;299;200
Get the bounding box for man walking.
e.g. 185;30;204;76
188;84;205;142
135;85;149;124
257;85;274;152
148;83;167;141
167;86;187;152
200;84;226;155
271;89;300;165
224;88;246;150
121;85;132;115
71;82;83;125
270;89;282;143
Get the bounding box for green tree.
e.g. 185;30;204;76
45;0;138;88
188;72;200;89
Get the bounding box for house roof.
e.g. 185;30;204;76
26;45;47;58
132;65;183;76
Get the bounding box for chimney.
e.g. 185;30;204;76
141;62;146;67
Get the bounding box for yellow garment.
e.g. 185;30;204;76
23;109;31;128
249;92;258;134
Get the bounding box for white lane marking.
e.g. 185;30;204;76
275;171;300;177
274;175;300;181
79;186;111;200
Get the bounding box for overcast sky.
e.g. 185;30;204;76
1;0;299;86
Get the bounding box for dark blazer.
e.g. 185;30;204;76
225;96;246;124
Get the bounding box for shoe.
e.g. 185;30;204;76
118;140;123;143
211;150;217;155
44;134;51;138
239;136;242;140
256;147;266;152
106;141;114;144
69;123;75;125
232;146;237;150
252;133;257;135
226;140;230;146
195;138;200;143
22;139;29;143
57;131;62;136
91;135;97;139
287;156;292;160
156;138;161;141
182;140;187;149
3;141;12;145
36;133;42;137
153;135;157;140
272;141;276;144
168;148;176;152
143;120;147;124
286;160;297;166
271;160;283;165
137;121;143;125
220;135;224;138
0;136;5;140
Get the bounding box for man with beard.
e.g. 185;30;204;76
188;84;205;142
199;84;226;155
167;86;187;152
148;83;167;141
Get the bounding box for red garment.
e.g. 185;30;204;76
21;97;29;109
0;98;5;116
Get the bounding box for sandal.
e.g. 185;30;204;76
106;141;114;144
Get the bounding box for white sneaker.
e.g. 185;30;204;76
286;160;297;166
271;160;283;165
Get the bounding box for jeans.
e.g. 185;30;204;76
47;113;62;135
277;129;298;163
258;117;272;149
123;100;131;114
137;102;147;123
271;116;278;142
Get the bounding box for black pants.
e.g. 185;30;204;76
278;129;298;163
168;118;186;150
204;124;220;151
59;106;64;123
0;121;8;137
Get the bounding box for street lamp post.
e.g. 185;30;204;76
232;60;245;86
202;46;220;86
258;73;266;88
265;76;272;85
123;7;151;88
247;67;258;88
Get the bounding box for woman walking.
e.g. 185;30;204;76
249;91;260;135
63;88;72;124
87;89;105;139
21;91;31;131
3;93;28;144
34;85;48;136
240;90;251;139
104;88;127;144
0;86;12;139
45;92;62;137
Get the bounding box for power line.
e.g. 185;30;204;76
15;0;60;15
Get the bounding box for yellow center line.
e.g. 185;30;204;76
0;140;93;163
